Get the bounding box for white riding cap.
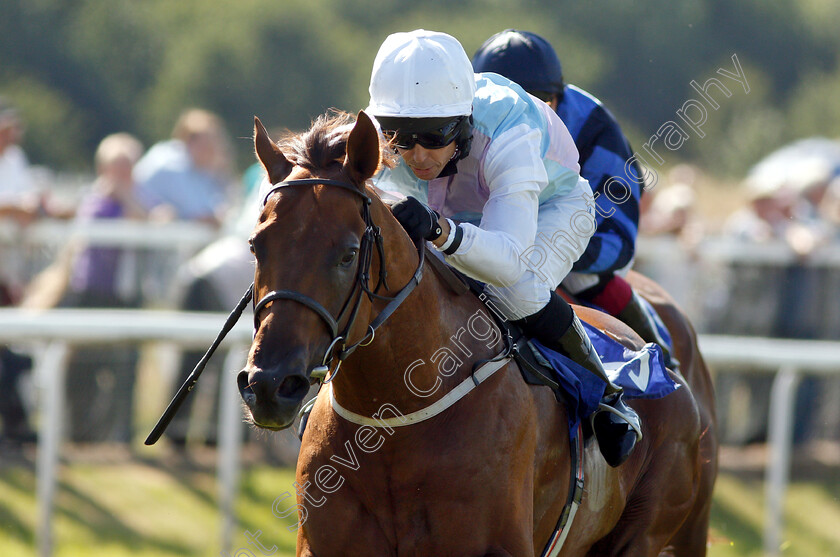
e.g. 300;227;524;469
368;29;476;118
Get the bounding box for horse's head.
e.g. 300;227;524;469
238;110;385;430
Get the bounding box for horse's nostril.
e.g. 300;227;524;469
278;375;309;400
237;371;257;406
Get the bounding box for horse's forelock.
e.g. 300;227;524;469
278;110;396;176
280;112;353;170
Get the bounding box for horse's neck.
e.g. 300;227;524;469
330;199;504;417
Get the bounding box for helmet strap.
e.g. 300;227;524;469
438;157;459;178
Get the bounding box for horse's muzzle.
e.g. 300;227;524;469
237;367;310;430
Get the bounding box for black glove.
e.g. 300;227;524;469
391;196;443;242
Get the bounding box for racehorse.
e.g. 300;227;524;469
238;109;718;556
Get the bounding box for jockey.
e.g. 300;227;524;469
368;29;641;467
472;29;673;364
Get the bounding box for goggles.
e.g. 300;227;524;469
377;116;466;150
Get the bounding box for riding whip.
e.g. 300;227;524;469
144;283;253;445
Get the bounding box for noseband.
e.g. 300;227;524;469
253;178;425;381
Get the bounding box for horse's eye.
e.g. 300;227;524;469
248;239;256;254
339;248;358;267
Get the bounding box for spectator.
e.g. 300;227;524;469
0;286;35;445
642;183;697;237
1;97;75;300
723;177;817;254
134;109;236;304
63;133;147;307
0;98;43;302
713;148;840;446
59;132;147;443
818;174;840;229
736;137;840;255
0;98;40;445
786;159;837;252
0;96;39;224
134;108;233;227
635;166;706;318
640;165;702;241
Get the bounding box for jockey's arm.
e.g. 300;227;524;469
439;127;544;287
572;118;642;274
444;189;540;287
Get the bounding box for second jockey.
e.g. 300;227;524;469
472;29;673;364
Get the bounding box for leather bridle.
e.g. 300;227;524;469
253;178;425;381
144;175;424;445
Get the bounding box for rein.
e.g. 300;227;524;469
144;176;424;445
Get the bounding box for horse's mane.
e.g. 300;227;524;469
275;109;397;175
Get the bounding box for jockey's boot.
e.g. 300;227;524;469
555;314;643;467
618;291;676;370
515;292;642;467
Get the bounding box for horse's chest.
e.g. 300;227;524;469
298;390;537;554
300;451;512;555
301;479;475;555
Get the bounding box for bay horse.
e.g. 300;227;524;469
238;109;718;556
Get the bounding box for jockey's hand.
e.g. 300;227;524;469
391;196;443;242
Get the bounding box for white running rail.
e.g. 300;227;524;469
0;309;836;556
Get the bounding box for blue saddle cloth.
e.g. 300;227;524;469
531;320;679;438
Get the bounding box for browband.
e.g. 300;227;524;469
262;178;371;206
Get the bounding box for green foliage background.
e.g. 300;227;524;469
1;0;839;176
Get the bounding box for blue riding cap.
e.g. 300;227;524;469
471;29;564;96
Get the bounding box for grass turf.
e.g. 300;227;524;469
0;446;838;556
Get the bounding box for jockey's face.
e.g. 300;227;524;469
397;141;457;181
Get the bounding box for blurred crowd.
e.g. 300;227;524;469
0;98;263;451
639;140;840;446
2;90;840;455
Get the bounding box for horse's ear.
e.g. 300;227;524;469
343;111;380;188
254;116;293;185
